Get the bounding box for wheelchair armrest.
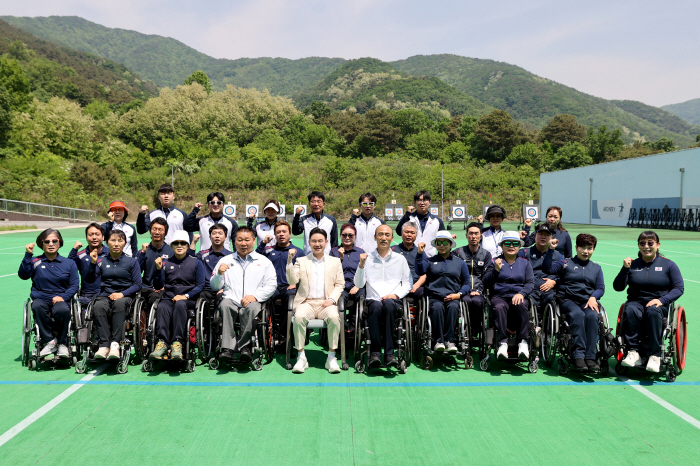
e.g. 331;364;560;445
338;294;346;311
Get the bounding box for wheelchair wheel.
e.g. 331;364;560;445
22;299;32;367
134;301;151;361
403;300;412;367
195;299;212;362
541;303;557;367
129;298;144;364
420;354;433;370
141;360;152;372
208;357;219;370
672;306;687;375
117;359;129;374
186;359;196;373
354;359;366;374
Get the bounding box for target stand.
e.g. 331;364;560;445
447;204;469;230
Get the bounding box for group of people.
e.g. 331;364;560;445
19;183;685;376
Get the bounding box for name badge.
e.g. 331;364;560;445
655;267;663;271
41;265;46;268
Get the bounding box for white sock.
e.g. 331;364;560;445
328;351;336;360
298;351;306;360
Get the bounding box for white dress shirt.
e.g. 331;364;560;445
354;249;412;301
309;255;326;299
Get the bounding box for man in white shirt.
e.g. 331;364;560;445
355;225;412;369
286;227;345;374
210;226;277;364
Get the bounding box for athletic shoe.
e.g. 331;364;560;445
40;340;57;359
621;350;642;368
150;340;168;360
585;359;600;373
239;347;252;364
108;342;120;360
517;340;529;361
574;358;587;371
95;347;110;359
219;349;235;363
369;352;381;368
326;357;341;374
497;342;508;360
171;341;183;360
385;353;398;368
57;344;70;359
646;355;661;373
446;342;458;353
292;356;308;374
434;342;445;352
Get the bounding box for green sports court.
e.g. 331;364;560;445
0;222;698;465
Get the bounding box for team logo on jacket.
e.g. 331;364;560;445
162;255;169;259
478;261;484;266
655;267;663;271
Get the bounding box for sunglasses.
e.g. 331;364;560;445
209;201;223;206
171;241;188;247
361;202;375;207
43;239;59;245
503;241;520;248
341;233;355;238
435;240;452;247
638;241;656;247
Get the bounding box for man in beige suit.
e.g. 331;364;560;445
286;227;345;373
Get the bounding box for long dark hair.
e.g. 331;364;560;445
637;230;663;258
547;206;566;231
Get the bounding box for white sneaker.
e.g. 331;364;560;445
434;342;445;352
497;342;508;360
95;347;110;359
518;340;529;361
622;350;642;368
446;342;458;353
108;342;120;360
326;357;341;374
292;357;308;374
40;340;57;359
646;355;661;373
57;344;70;359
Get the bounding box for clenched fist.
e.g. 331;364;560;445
192;233;201;244
352;209;359;216
520;230;527;239
141;243;149;254
140;205;148;214
73;241;83;250
550;238;559;250
358;252;368;268
25;243;35;254
287;248;297;262
417;242;426;254
524;218;533;227
107;211;114;221
296;206;304;214
218;263;230;275
263;235;273;244
89;248;99;264
155;256;163;270
407;206;416;213
494;258;503;272
623;257;632;268
337;247;345;259
195;203;203;209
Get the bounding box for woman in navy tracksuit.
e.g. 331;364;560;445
543;233;605;372
613;230;684;373
483;231;534;362
523;206;572;258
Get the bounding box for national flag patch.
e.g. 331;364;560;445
655;267;663;271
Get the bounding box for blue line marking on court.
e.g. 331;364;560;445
0;380;698;388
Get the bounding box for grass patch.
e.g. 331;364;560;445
0;224;37;231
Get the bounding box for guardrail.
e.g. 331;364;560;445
0;198;97;223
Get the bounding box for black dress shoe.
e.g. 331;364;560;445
219;349;235;363
585;359;600;373
239;348;252;363
385;353;398;368
574;358;587;371
369;352;381;368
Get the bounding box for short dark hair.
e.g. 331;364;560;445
36;228;64;249
107;229;127;243
309;227;327;240
308;191;325;203
235;226;256;239
576;233;597;249
207;192;225;204
158;183;174;194
358;192;377;204
85;222;104;238
209;223;228;237
150;217;169;235
414;190;431;202
340;223;356;235
466;222;482;232
274;220;291;233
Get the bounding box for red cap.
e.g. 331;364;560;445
108;201;129;214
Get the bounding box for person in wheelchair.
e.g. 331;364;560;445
330;223;366;332
518;223;563;314
391;219;427;300
416;230;470;353
482;231;534;361
68;223;109;308
85;230;142;359
210;226;277;364
543;233;605;372
150;230;205;361
453;221;493;339
136;218;174;311
354;225;412;368
613;231;684;373
18;228;79;360
196;223;232;304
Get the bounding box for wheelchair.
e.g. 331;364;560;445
21;295;81;371
285;295;349;371
73;294;145;374
353;297;412;374
140;298;197;373
415;295;472;370
540;299;614;375
207;300;275;371
478;296;539;373
614;302;687;382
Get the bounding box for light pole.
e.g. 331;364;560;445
441;164;444;221
166;163;175;188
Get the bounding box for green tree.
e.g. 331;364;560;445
323;156;346;187
83;100;111;120
404;129;448;160
644;137;676;153
471;109;528;163
242;144;277;172
303;100;331;119
550;142;592;170
391;109;434;138
505;142;552;172
585;125;624;163
0;56;31;111
184;70;212;95
0;85;12;148
539;114;586;151
8;40;30;61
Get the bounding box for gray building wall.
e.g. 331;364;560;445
539;147;700;226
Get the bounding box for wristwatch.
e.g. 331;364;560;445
184;294;190;300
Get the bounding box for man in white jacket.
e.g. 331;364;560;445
210;226;277;364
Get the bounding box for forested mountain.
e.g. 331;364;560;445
661;98;700;125
1;15;346;96
611;99;700;136
0;19;156;105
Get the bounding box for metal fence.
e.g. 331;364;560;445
0;199;97;222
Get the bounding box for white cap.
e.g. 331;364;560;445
170;230;190;244
499;231;524;247
263;202;279;212
430;230;456;249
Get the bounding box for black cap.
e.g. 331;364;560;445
486;204;506;220
534;223;554;235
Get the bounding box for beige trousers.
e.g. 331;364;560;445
293;299;339;351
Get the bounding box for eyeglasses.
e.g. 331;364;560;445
638;241;656;247
417;200;430;204
171;241;188;247
209;201;223;206
502;241;520;248
361;202;375;207
341;233;355;238
43;239;59;245
435;240;451;247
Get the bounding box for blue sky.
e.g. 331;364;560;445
3;0;699;107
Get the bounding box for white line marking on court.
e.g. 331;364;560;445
599;242;700;257
0;364;108;448
596;261;699;284
0;274;16;278
614;371;700;430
